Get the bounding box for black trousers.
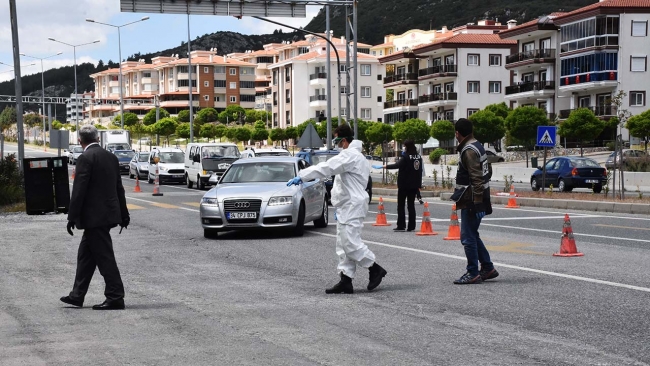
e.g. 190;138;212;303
69;226;124;302
397;188;418;230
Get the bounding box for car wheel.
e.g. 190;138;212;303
204;228;219;239
531;178;540;191
186;174;193;189
593;185;602;194
313;199;329;228
558;179;567;192
293;201;305;237
198;175;205;190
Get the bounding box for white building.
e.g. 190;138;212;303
66;92;93;123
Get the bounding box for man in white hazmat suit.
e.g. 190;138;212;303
287;124;387;294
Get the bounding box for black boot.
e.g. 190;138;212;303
325;273;354;294
368;263;387;291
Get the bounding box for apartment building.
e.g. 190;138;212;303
228;47;280;114
379;23;516;125
500;0;650;142
66;91;94;122
268;35;384;128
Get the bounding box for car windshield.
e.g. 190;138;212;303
109;144;130;150
221;162;295;183
202;146;240;159
312;154;338;165
158;152;184;163
138;153;149;162
73;147;84;153
570;158;600;168
256;151;291;157
114;151;135;159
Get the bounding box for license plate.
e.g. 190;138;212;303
172;175;183;178
227;212;256;220
585;179;599;183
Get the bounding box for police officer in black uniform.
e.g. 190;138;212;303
375;139;423;232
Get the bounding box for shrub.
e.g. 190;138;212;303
606;142;616;151
0;154;24;206
429;148;447;163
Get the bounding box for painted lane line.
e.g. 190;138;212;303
593;224;650;231
368;211;596;221
307;231;650;293
125;196;199;213
479;223;650;244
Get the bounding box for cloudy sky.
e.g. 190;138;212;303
0;0;319;83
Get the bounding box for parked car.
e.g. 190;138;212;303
240;147;291;159
129;151;150;179
185;143;241;190
67;146;84;165
200;157;329;239
148;147;185;184
485;150;505;163
530;156;607;193
605;149;647;169
296;148;372;204
113;150;135;175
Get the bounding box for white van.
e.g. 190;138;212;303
240;147;292;159
185;143;241;189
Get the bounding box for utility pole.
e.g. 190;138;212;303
187;11;194;143
325;0;332;149
9;0;25;171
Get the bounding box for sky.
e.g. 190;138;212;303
0;0;320;83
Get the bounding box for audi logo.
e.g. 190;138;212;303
233;202;250;208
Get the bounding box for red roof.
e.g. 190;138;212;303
556;0;650;19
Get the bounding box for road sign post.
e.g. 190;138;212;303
537;126;557;193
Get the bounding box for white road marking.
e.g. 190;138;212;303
125;196;200;213
479;223;650;243
308;231;650;293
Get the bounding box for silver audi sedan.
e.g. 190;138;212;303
200;157;329;239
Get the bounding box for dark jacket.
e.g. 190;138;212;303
68;144;129;229
454;135;491;211
386;153;423;190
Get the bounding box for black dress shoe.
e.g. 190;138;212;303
92;299;125;310
60;296;83;307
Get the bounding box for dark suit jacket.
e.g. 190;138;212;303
68;144;129;229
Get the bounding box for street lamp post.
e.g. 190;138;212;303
86;17;149;129
19;52;63;147
48;38;100;133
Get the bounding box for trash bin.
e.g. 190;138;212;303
52;157;70;214
531;157;538;168
23;157;70;215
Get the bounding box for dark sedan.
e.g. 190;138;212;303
531;156;607;193
113;150;135;175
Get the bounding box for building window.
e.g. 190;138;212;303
630;91;645;106
285;67;291;82
204;95;209;101
230;82;237;89
229;68;237;75
467;109;479;117
377;96;382;103
361;109;371;119
240;94;255;102
340;64;346;73
273;70;278;85
468;54;479;66
444;82;454;93
372;51;376;56
341;108;347;116
204;81;209;87
203;67;209;73
361;87;371;98
230;96;237;103
467;81;480;93
285;89;290;103
177;79;196;87
239;81;255;89
177;66;189;73
631;56;647;72
489;81;501;94
632;21;648;37
273;113;277;127
215;66;225;74
286;111;291;125
214;96;221;102
489;54;501;66
340;86;347;94
360;64;371;76
214;80;226;88
143;72;151;78
240;67;255;75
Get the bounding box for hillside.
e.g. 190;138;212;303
304;0;594;44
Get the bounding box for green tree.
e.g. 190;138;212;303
627;110;650;152
176;122;191;139
219;105;246;124
269;128;286;144
23;113;42;128
386;89;394;103
296;120;317;139
245;109;259;124
558;108;605;157
197;107;218;122
505;106;549;166
214;124;227;142
429;120;455;150
393;118;429;144
366;122;393;158
469;110;506;145
143;108;170;126
233;127;251;143
51;120;63;130
153;117;178;145
316;117;342;138
253;120;266;130
177;109;191;123
113;112;139;127
224;126;236;141
199;123;218;142
284;126;298;145
256;110;271;123
0;106;17;132
484;102;511;119
251;127;269;142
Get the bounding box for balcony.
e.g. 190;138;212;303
505;81;556;95
505;49;556;67
383;99;418;109
418;64;457;79
558;105;617;119
309;72;327;86
383;73;418;86
560;71;617;87
309;94;327;107
418;92;458;105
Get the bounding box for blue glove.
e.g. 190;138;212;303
476;211;486;220
474;202;486;220
334;211;337;221
371;165;383;169
286;176;302;186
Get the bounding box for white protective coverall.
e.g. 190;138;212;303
298;140;375;278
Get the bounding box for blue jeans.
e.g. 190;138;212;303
460;208;493;277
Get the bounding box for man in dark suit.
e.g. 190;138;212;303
60;124;130;310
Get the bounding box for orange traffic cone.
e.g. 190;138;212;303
70;167;75;180
505;184;520;208
416;202;438;236
443;204;461;240
133;175;142;193
152;164;163;197
553;214;584;257
372;197;390;226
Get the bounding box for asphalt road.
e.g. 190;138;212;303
1;157;650;365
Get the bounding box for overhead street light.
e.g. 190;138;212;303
86;17;150;129
48;38;100;133
20;52;63;146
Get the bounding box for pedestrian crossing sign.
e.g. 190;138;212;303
536;126;556;147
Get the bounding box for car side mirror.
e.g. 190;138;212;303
537;166;543;170
193;155;200;163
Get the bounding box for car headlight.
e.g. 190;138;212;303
202;170;214;175
158;166;168;172
218;163;230;169
201;197;219;206
268;196;293;206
